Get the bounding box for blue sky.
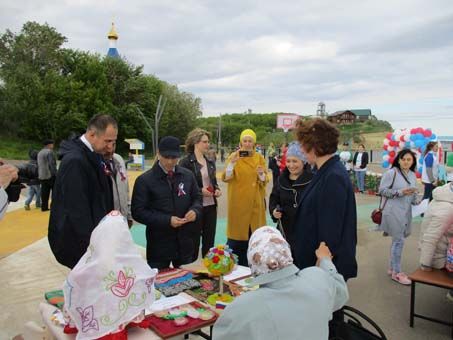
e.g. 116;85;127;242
1;0;452;134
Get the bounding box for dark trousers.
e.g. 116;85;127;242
227;236;250;267
194;205;217;260
148;258;191;270
423;182;434;201
40;176;55;211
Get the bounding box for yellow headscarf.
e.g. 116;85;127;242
240;129;256;143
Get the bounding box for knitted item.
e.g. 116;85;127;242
155;268;193;288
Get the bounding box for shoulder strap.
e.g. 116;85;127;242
380;170;397;210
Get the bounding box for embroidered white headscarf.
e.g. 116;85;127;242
63;211;158;340
247;226;293;276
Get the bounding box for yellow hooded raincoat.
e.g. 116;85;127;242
222;151;269;240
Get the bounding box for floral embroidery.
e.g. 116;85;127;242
76;305;99;333
104;267;135;297
145;277;155;293
100;292;147;326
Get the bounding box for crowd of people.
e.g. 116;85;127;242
1;113;452;339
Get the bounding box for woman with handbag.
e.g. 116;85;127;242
379;149;420;285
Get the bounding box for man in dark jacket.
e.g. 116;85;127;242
37;139;57;211
48;114;117;268
132;136;202;269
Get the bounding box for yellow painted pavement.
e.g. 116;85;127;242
0;207;49;258
0;168;223;259
0;170;144;259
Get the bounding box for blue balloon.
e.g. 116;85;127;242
418;158;423;164
430;134;437;140
418;166;423;173
382;161;389;168
416;133;424;140
391;135;396;141
383;150;389;156
405;141;411;148
410;135;416;141
415;140;424;148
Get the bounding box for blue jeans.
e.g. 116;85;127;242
390;237;405;273
25;185;41;206
355;170;366;192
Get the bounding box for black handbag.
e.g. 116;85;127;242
329;306;387;340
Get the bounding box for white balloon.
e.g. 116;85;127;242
382;155;390;161
399;141;405;148
404;134;411;142
383;139;390;146
388;146;394;151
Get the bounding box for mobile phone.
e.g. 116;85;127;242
239;150;250;157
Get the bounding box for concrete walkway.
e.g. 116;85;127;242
0;170;451;339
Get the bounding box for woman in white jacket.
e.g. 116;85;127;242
419;182;453;270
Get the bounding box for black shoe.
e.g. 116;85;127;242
41;208;49;212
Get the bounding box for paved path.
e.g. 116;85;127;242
0;168;451;339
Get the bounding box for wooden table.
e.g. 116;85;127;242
408;268;453;338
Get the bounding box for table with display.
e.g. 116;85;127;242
40;265;252;340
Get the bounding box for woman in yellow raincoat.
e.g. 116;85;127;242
222;129;268;265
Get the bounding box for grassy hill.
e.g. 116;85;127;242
337;119;392;148
0;134;42;160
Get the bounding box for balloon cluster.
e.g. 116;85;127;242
203;244;238;276
382;127;437;178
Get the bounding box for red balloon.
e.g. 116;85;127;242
410;128;416;134
423;130;432;137
386;133;393;139
383;145;388;150
399;135;405;142
389;157;395;164
391;140;398;147
415;172;421;179
389;151;396;157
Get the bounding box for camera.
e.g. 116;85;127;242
239;150;251;157
5;162;39;202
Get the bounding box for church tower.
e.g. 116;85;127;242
107;22;119;58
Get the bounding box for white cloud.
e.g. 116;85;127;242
0;0;452;134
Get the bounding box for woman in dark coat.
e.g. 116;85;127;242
179;128;221;259
353;144;369;193
269;142;312;255
293;119;357;281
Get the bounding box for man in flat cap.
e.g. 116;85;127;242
132;136;202;269
37;139;57;211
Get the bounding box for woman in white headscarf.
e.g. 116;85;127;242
63;211;158;340
213;226;349;340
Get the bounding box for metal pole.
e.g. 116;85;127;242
218;113;222;152
134;106;155;155
155;95;162;155
154;95;167;154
